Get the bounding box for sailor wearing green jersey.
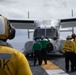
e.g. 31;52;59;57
32;37;42;66
39;36;50;64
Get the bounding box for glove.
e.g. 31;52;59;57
63;53;65;56
45;36;48;39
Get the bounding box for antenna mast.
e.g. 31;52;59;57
71;9;74;34
28;11;29;19
28;11;30;38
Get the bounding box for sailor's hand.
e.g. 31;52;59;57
63;53;65;56
45;36;48;39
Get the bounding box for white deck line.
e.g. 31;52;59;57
46;70;69;75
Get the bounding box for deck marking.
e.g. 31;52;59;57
41;60;69;75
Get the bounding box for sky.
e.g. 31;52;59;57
0;0;76;50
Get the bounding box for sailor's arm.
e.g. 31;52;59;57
62;42;66;54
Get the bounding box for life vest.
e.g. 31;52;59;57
63;40;74;53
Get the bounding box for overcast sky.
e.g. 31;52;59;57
0;0;76;19
0;0;76;50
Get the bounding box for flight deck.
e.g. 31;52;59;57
27;55;76;75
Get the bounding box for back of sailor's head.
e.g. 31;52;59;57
0;15;16;41
66;35;72;40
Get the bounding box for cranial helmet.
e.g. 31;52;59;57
66;35;72;40
0;15;16;40
41;35;44;40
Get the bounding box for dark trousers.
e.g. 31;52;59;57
65;52;74;71
41;48;47;64
74;53;76;70
34;50;42;65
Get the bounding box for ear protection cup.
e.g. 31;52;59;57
9;26;16;39
8;24;16;40
7;21;16;40
71;33;76;39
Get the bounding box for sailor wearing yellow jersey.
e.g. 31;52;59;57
71;33;76;71
0;15;32;75
63;35;75;72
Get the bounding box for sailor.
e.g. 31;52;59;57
32;37;42;66
63;35;75;72
39;36;50;64
71;33;76;70
0;15;32;75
